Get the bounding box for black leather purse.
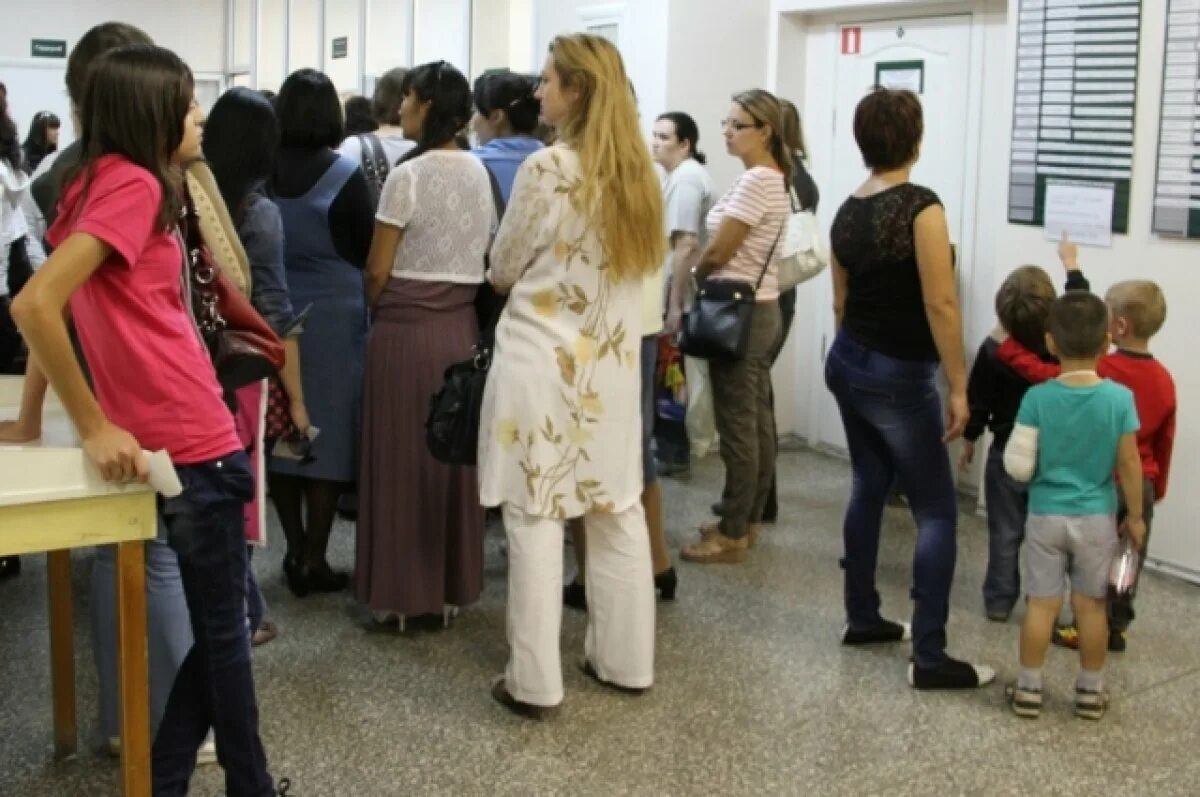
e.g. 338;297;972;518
680;226;782;362
425;166;506;465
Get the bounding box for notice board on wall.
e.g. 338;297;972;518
1007;0;1142;235
1153;0;1200;238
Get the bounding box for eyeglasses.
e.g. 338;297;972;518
721;118;761;132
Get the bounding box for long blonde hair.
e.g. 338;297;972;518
549;34;664;282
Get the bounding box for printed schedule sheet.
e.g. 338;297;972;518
1008;0;1142;233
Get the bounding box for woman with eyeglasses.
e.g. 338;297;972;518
824;88;992;690
481;34;664;717
22;111;61;176
678;90;791;565
355;61;492;629
268;68;373;597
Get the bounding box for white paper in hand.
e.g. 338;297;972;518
145;449;183;498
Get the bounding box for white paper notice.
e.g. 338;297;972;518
1043;181;1115;247
879;67;922;93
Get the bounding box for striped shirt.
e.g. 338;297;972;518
705;165;790;301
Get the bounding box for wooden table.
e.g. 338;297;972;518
1;376;156;796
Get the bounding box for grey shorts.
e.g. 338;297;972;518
1022;514;1119;600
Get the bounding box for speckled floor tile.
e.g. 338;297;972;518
2;448;1198;796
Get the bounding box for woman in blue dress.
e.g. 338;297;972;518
269;69;373;596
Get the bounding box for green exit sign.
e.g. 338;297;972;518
31;39;67;58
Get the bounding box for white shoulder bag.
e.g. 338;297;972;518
776;186;828;291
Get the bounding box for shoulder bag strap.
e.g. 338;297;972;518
478;164;508;351
366;133;390;180
483;163;507;219
753;219;785;292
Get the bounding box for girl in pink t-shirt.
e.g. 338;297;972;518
10;45;275;794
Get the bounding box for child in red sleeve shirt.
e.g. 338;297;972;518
997;240;1175;652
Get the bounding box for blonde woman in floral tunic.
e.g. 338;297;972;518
480;33;665;717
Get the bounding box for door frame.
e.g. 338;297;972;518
770;0;991;470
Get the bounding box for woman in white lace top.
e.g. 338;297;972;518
355;61;496;626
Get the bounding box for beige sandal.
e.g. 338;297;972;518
681;529;748;564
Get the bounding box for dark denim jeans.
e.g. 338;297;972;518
983;444;1027;614
246;548;266;635
824;332;957;668
153;451;274;797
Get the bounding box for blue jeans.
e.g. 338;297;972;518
153;451;274;797
824;332;957;669
91;536;193;742
983;444;1027;614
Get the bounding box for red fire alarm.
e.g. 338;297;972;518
841;26;862;55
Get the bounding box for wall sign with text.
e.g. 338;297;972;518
1007;0;1142;234
1152;0;1200;238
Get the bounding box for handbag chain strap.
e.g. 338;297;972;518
179;195;226;335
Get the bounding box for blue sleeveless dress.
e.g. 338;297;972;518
269;155;367;482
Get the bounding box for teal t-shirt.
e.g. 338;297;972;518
1016;378;1139;516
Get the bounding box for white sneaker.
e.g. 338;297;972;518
109;733;218;765
197;734;218;766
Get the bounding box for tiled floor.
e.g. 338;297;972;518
2;449;1198;796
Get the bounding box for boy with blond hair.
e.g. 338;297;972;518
998;242;1175;652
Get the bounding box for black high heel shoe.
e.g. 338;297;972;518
654;567;677;601
283;555;309;598
0;556;20;580
563;580;587;611
303;562;349;594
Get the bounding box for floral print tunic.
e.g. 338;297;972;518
478;146;643;518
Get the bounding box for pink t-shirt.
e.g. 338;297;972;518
46;155;240;464
705;165;790;301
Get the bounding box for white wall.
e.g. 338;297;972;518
0;0;226;74
413;0;471;75
664;0;774;194
472;0;513;77
533;0;669;137
324;0;360;94
365;0;411;78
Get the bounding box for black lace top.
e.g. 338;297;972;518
830;182;942;361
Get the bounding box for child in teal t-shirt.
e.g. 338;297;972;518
1016;379;1138;517
1002;292;1145;722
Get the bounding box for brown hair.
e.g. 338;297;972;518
372;67;408;125
1048;292;1109;360
66;45;194;233
1106;280;1167;339
731;89;793;187
995;266;1055;353
779;98;808;161
66;22;152;107
548;34;664;282
853;88;923;171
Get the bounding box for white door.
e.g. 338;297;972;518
809;15;974;452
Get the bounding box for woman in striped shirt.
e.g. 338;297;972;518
680;89;791;565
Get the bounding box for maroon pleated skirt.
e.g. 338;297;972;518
354;278;484;617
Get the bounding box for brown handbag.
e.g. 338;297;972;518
181;191;285;394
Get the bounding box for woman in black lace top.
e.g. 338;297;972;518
824;89;994;691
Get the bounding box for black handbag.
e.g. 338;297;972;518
425;166;506;465
679;225;782;362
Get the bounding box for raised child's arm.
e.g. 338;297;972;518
997;338;1061;383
